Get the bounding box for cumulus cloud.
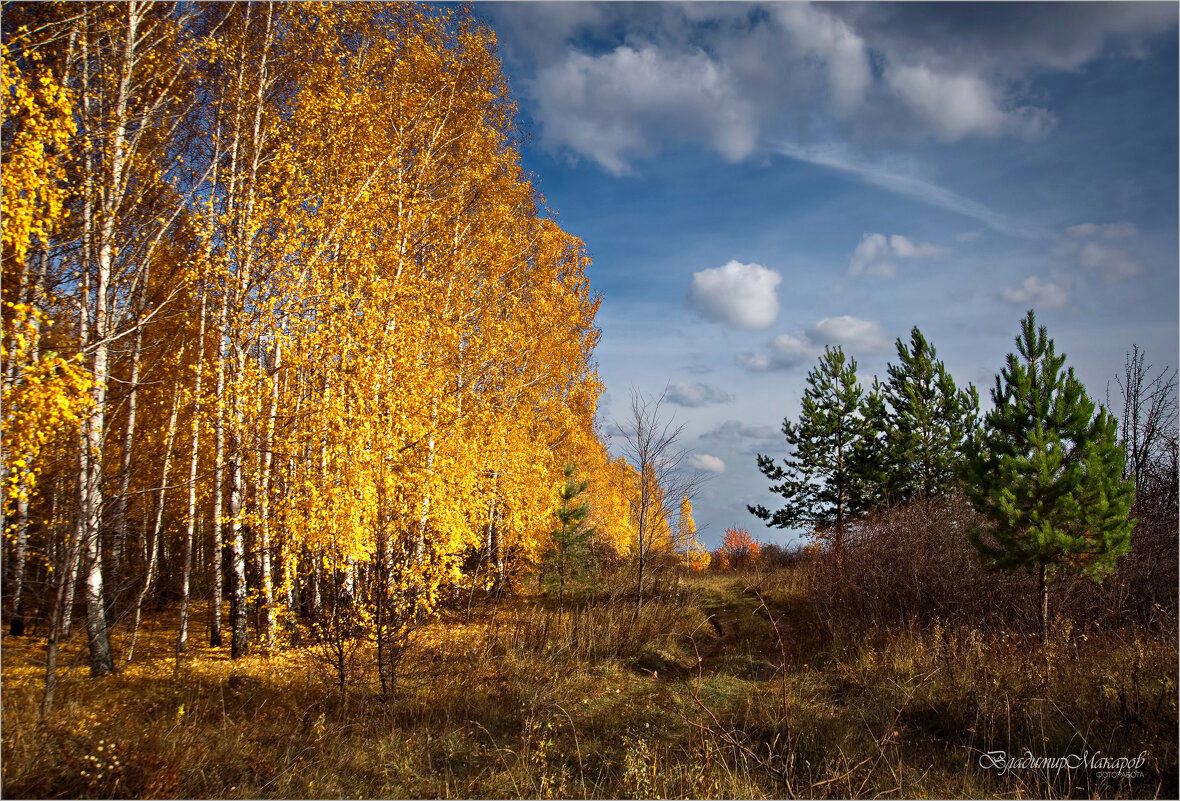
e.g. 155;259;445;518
736;352;774;372
809;316;891;353
531;44;757;174
771;4;871;114
1002;276;1071;309
686;260;782;329
688;453;727;473
849;234;894;277
737;332;816;372
505;3;1175;170
738;315;888;372
849;233;948;277
666;382;734;407
886;64;1055;140
769;332;816;362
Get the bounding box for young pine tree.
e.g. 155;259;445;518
965;310;1134;644
750;346;873;570
880;327;979;505
542;463;597;624
853;378;892;510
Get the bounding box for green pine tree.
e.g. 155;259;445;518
880;327;979;505
749;346;873;569
965;310;1134;643
852;377;892;510
542;462;597;624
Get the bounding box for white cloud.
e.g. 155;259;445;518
956;231;981;243
738;332;817;372
1066;221;1139;240
771;4;871;114
890;235;946;259
531;44;756;174
809;316;890;353
768;332;816;364
736;352;774;372
886;63;1056;141
688;453;727;473
849;233;894;276
738;315;888;372
1001;276;1070;309
686;260;782;329
666;382;734;407
510;3;1173;171
849;232;948;277
1078;241;1144;282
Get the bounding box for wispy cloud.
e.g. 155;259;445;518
1066;221;1138;240
773;141;1042;239
1056;222;1145;282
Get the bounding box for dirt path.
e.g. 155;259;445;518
655;578;816;684
640;581;749;680
645;615;733;680
693;615;735;662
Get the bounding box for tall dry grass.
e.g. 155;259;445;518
3;528;1175;799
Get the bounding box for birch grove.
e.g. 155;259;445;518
2;2;666;700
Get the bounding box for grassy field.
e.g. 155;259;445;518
2;568;1176;799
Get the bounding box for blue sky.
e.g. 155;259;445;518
475;2;1179;547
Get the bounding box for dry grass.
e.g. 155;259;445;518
3;569;1176;799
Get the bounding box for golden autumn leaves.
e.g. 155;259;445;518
2;41;91;523
1;3;680;675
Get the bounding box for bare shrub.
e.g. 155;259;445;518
804;489;1177;639
1059;462;1178;631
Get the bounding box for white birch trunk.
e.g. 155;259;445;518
178;288;207;653
125;384;179;664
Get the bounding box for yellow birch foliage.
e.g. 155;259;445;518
678;495;710;571
1;41;73;270
3;3;609;645
1;41;91;521
264;4;603;613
